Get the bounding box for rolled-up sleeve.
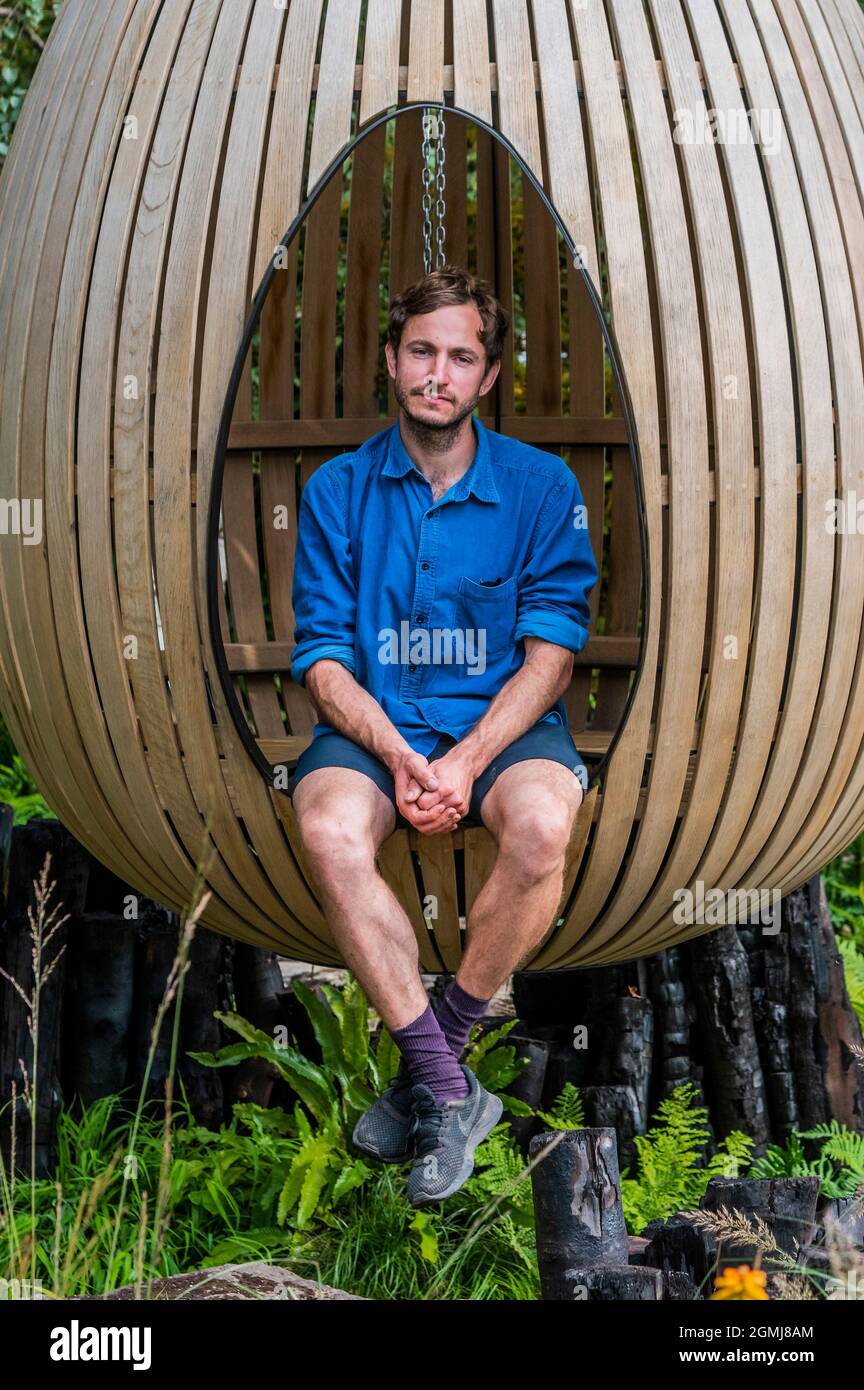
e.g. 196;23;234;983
290;466;357;686
514;473;599;653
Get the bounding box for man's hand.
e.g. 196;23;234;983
411;748;477;822
393;750;461;835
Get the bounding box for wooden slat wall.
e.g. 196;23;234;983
152;0;328;954
0;1;145;875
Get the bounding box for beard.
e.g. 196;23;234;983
392;375;482;454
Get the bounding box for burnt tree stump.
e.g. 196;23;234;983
530;1127;629;1298
499;1029;550;1151
686;925;771;1150
700;1174;821;1265
562;1265;698;1300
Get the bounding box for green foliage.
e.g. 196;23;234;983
620;1082;754;1234
747;1120;864;1200
462;1016;534;1115
0;1;64;172
0;753;55;824
824;834;864;940
300;1154;541;1300
7;971;852;1299
1;976;546;1298
534;1081;585;1130
823;833;864;1028
2;1091;304;1295
187;975;381;1229
187;975;533;1239
837;937;864;1030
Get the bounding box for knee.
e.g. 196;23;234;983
297;812;376;881
497;801;575;881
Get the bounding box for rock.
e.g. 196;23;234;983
64;1261;365;1300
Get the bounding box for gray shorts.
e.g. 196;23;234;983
288;720;589;828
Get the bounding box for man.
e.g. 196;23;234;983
288;264;599;1207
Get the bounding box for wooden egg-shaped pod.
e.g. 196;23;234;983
0;0;863;971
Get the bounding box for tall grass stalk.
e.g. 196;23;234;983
0;850;68;1287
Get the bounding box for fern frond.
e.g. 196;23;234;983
534;1082;585;1130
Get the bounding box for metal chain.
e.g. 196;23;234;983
421;109;433;273
421;107;446;273
434;108;446;268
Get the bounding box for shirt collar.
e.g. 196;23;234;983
382;414;500;503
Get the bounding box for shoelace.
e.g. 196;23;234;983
410;1092;448;1157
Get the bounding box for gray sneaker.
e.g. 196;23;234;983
405;1064;504;1207
351;1056;415;1163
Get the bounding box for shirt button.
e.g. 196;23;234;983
416;613;426;623
420;562;430;571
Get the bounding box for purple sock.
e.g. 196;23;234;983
391;1003;469;1103
435;978;492;1060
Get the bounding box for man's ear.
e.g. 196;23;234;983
479;358;501;397
385;341;397;379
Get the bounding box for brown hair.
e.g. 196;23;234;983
387;264;510;371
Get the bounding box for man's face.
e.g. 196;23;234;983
385;302;500;432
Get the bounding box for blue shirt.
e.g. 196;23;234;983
290;414;599;756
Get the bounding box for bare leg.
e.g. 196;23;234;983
291;767;429;1031
456;760;584;998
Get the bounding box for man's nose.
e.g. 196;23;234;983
427;356;451;384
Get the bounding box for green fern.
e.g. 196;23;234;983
533;1081;585;1130
748;1120;864;1199
462;1124;533;1212
620;1082;754;1234
804;1121;864;1177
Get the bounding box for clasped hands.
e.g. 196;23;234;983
393;747;477;834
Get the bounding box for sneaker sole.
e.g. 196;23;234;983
408;1093;505;1206
350;1134;413;1164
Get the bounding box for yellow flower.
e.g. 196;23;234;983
711;1264;770;1300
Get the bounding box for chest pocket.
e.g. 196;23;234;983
456;574;518;658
